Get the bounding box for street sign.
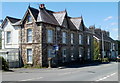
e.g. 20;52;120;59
53;45;59;51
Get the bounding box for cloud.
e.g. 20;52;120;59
111;28;118;31
110;22;118;26
104;16;113;21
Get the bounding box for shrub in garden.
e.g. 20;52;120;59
0;56;9;71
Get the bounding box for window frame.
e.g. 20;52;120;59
27;15;32;23
87;48;90;59
71;33;74;44
47;29;53;43
6;31;11;44
79;34;82;45
27;49;33;64
79;48;83;58
27;29;32;43
62;32;67;44
62;48;67;62
87;35;90;45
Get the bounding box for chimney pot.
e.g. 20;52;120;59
40;4;45;8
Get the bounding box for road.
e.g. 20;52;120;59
2;62;119;82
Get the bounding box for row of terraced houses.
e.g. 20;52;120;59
0;4;118;67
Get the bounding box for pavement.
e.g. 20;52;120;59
1;62;119;82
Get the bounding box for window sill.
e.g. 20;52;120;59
27;62;32;64
26;22;33;25
6;43;12;45
27;42;33;43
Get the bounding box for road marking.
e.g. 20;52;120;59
95;72;116;81
20;77;43;81
58;72;72;75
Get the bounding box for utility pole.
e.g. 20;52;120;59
102;32;104;61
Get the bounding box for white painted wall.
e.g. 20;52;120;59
2;20;20;49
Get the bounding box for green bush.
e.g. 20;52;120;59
0;56;9;71
102;58;109;62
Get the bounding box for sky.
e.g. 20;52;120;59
0;2;118;40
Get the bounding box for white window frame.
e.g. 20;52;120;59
62;48;67;62
71;33;74;44
113;43;115;50
27;49;32;64
87;48;90;59
47;29;53;43
87;36;90;45
71;48;74;61
79;34;82;44
27;29;32;43
79;48;83;58
6;31;11;44
62;32;67;44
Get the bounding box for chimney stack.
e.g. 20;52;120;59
40;4;45;9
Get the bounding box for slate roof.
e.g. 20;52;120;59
37;8;59;25
6;16;21;24
12;20;21;26
28;6;83;29
67;17;77;30
29;7;39;21
94;30;114;42
1;16;21;28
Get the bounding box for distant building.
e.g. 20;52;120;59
89;25;118;60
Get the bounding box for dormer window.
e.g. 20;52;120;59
79;25;83;31
27;15;32;23
62;18;68;28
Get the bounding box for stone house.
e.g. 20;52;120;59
19;4;93;67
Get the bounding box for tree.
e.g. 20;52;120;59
93;38;100;60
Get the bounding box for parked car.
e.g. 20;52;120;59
116;55;120;62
